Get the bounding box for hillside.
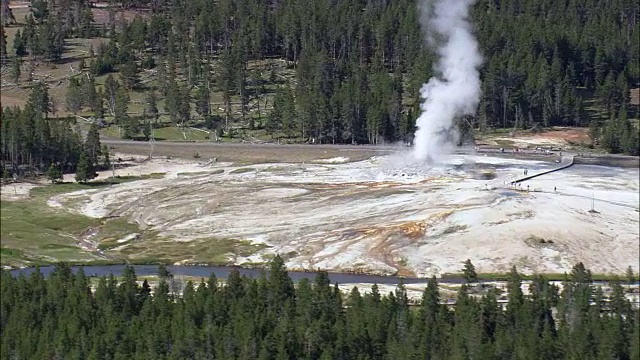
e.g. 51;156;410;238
0;0;638;177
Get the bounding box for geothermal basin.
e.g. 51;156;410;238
47;152;640;277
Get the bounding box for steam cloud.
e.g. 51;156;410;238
412;0;482;163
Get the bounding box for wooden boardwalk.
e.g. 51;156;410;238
512;154;575;184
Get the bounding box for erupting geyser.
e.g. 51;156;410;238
412;0;483;163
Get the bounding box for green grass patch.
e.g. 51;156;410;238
96;218;141;244
0;247;24;256
28;174;164;199
103;173;166;183
30;182;99;198
260;166;290;173
39;244;81;250
152;127;212;141
1;175;161;267
229;167;256;174
101;125;213;142
99;126;122;138
114;237;269;265
176;169;225;177
0;247;26;265
0;195;100;267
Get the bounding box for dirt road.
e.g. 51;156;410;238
101;139;540;162
103;138;638;167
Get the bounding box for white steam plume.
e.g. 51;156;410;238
412;0;482;163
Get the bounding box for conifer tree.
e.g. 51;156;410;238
82;75;99;113
120;58;140;89
10;56;20;84
40;18;64;62
164;79;180;124
195;83;211;120
101;144;111;170
13;29;26;56
145;90;159;123
65;78;83;115
75;150;96;183
94;88;105;118
27;82;51;118
47;163;62;183
103;74;119;116
85;122;102;166
0;26;6;62
114;86;130;126
462;259;478;283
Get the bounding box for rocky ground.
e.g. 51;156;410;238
29;147;639;277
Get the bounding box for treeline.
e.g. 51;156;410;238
473;0;639;155
0;82;108;178
1;0;639;151
1;259;638;360
82;0;638;144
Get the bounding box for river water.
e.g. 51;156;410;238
8;265;450;285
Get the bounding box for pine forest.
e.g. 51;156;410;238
0;0;639;178
1;260;639;360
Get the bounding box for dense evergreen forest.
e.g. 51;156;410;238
1;0;639;177
1;259;639;359
0;80;108;178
